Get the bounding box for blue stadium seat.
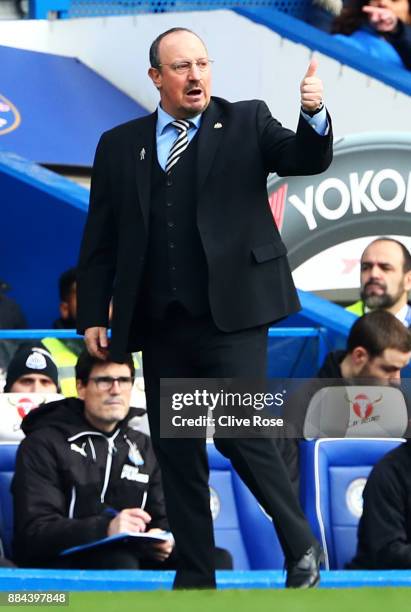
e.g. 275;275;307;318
207;443;284;569
300;438;404;569
0;443;18;559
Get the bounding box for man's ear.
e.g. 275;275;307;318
76;380;86;400
404;270;411;293
148;67;162;90
351;346;369;367
59;302;69;320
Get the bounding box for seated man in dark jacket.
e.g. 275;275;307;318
349;440;411;569
316;310;411;384
12;350;172;569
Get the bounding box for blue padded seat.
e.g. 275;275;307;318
0;443;19;558
207;442;284;569
300;438;404;569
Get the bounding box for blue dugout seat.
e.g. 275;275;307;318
0;443;18;559
300;438;404;569
207;443;284;569
3;438;400;570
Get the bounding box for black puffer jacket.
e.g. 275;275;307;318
385;21;411;71
12;398;167;566
316;350;345;378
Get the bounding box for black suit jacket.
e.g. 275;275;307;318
77;96;333;361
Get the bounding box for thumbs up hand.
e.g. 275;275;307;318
300;57;324;113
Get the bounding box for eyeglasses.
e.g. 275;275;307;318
158;58;214;75
89;376;134;391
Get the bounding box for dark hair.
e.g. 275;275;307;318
149;27;204;68
59;268;77;302
75;350;135;383
347;310;411;357
363;237;411;273
332;0;411;35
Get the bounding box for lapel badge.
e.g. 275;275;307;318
139;147;146;161
213;122;223;129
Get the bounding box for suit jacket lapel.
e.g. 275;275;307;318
135;111;156;230
197;100;224;195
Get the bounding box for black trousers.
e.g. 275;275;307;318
142;307;314;589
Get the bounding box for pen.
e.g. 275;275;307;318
104;491;147;517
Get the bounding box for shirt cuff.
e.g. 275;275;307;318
300;106;329;136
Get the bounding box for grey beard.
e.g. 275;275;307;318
361;291;398;309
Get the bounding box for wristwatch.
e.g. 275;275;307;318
302;101;325;117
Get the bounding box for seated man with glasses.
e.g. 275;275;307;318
12;349;231;570
11;351;175;568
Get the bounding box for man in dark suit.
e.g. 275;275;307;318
77;27;333;589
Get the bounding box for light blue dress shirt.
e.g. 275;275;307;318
156;105;202;170
155;102;328;170
300;106;328;135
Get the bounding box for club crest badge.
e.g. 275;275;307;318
128;442;144;466
0;94;21;136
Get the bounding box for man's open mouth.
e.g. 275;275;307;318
187;88;202;96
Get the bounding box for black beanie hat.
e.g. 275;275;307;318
4;346;59;392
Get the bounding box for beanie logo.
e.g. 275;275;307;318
26;352;48;370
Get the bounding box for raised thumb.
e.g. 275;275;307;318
304;57;318;78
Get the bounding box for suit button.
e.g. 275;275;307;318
166;202;173;207
169;242;175;248
172;286;177;292
168;221;174;228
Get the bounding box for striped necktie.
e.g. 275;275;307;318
165;120;191;172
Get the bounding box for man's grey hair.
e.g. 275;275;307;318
149;27;206;68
